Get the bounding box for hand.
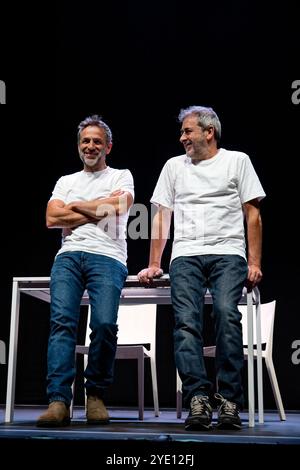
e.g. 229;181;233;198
110;189;125;197
66;201;84;211
137;267;164;284
246;264;263;290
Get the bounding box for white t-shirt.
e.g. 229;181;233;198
50;167;134;266
150;148;266;262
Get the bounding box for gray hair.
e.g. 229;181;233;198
77;115;113;145
178;106;221;143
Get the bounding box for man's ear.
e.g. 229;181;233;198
206;126;215;142
106;143;113;155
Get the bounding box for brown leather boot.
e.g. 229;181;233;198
36;401;70;427
86;395;110;424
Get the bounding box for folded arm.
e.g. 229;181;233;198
46;190;133;229
46;199;97;229
69;190;133;219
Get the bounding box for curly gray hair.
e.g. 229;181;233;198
77;115;113;145
178;106;221;143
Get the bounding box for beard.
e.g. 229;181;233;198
79;149;106;168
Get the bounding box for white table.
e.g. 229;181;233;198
5;275;262;427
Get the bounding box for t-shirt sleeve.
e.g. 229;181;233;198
238;154;266;203
150;160;175;210
49;176;69;203
115;169;135;199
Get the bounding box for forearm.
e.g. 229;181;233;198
138;207;172;283
71;193;132;219
148;207;171;268
149;238;168;268
247;213;262;267
46;206;96;229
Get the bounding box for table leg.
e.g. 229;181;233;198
5;280;20;423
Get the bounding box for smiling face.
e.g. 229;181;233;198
179;115;211;161
78;125;112;171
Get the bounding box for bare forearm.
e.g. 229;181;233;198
243;199;263;288
247;213;262;267
46;198;97;228
138;207;172;283
148;207;171;268
46;207;95;229
71;193;133;219
149;238;168;268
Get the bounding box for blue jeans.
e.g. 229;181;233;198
170;254;248;409
47;251;127;406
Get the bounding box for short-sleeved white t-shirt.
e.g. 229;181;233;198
151;148;265;262
50;167;134;266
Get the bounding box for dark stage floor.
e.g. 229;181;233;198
0;406;299;463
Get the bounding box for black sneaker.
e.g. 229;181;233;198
215;393;242;430
185;395;212;431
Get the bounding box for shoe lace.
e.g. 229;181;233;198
222;400;238;416
215;393;238;416
191;396;211;415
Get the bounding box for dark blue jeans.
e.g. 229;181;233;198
47;251;127;406
170;254;248;409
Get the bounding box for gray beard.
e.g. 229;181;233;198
79;149;105;167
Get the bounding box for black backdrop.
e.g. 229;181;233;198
0;1;299;410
